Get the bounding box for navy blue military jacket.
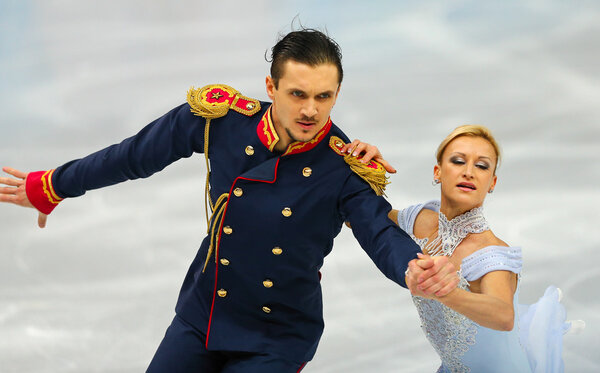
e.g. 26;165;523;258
48;87;420;363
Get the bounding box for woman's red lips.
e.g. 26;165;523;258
457;182;476;190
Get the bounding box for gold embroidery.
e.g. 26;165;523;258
329;136;390;196
283;121;328;156
262;107;279;151
203;193;229;272
41;170;62;204
187;85;235;119
231;95;261;116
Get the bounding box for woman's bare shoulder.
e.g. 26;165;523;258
413;208;438;239
461;230;510;256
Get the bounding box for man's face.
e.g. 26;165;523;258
266;60;340;151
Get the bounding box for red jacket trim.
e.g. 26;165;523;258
256;106;280;152
205;159;281;347
256;106;332;155
25;170;63;215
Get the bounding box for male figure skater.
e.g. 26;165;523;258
1;29;457;372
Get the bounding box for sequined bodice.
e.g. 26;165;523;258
410;205;489;373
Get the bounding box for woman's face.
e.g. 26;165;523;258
435;136;498;212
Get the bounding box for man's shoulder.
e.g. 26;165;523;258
186;84;263;120
327;122;350;142
325;127;389;196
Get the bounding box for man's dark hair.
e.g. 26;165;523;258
268;28;343;88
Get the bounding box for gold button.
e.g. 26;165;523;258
217;289;227;298
282;207;292;217
245;145;254;156
302;167;312;177
220;258;230;266
263;279;273;288
233;187;243;197
272;247;283;255
335;140;343;147
246;103;255;110
223;226;233;235
262;306;271;314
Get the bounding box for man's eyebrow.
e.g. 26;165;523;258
317;90;335;96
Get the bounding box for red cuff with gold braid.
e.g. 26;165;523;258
25;170;63;215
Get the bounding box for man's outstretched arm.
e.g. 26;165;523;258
1;103;207;228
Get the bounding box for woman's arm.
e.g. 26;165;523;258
432;270;518;331
388;208;399;224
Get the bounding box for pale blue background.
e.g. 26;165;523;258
1;1;598;372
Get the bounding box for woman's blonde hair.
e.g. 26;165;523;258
436;125;501;173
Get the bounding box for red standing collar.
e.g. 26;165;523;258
256;106;332;156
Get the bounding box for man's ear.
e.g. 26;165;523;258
265;76;276;100
332;84;341;106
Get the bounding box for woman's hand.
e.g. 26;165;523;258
406;253;459;298
0;167;48;228
340;139;396;173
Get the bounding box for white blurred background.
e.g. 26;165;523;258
1;1;598;372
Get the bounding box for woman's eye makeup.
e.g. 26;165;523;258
449;156;491;170
476;162;490;170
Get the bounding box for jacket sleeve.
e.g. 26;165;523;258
338;173;420;288
26;103;205;213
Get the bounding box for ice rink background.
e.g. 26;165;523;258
1;1;599;372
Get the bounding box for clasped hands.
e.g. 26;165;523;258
406;253;459;299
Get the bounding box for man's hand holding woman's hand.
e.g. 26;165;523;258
405;253;459;299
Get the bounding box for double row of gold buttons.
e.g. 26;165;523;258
217;148;314;313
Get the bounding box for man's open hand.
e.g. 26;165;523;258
0;167;48;228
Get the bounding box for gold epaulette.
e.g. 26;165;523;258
188;85;261;259
329;136;390;196
187;84;261;119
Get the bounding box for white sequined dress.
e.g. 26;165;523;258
398;200;570;373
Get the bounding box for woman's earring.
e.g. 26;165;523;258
488;189;494;194
432;179;440;186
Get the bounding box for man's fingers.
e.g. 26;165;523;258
0;177;22;187
0;186;18;194
406;259;425;289
38;213;47;228
0;194;18;204
2;167;27;179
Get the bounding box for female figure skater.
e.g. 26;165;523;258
344;125;581;372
